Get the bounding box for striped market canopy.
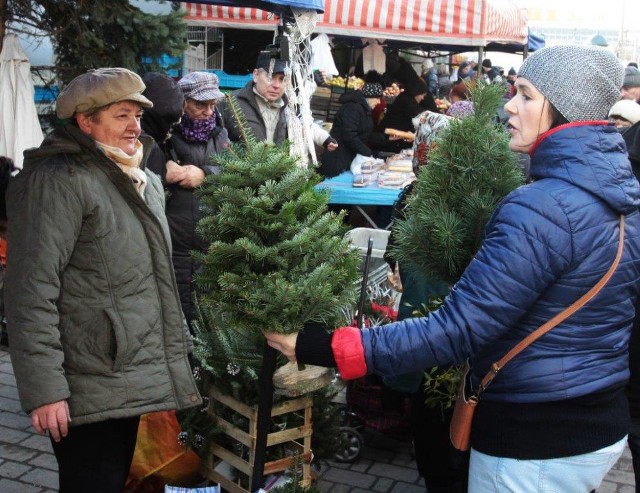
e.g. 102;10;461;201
184;0;528;47
182;0;324;12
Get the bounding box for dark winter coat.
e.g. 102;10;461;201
141;73;184;148
380;92;426;133
5;125;201;425
141;72;184;177
166;112;229;323
218;80;288;144
318;90;386;178
622;121;640;418
336;123;640;403
623;121;640;177
378;91;437;153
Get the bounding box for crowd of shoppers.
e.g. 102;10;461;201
4;42;640;493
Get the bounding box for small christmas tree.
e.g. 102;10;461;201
192;94;361;378
179;95;361;481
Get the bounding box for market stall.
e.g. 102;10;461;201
184;0;528;48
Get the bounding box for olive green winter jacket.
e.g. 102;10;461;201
5;124;201;425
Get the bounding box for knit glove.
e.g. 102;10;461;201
323;136;338;149
295;321;337;367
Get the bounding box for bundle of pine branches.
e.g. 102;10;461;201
388;82;525;411
392;82;524;284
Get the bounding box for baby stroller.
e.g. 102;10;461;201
333;228;413;462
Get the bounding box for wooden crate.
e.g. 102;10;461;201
204;386;313;493
314;86;331;98
310;90;331;122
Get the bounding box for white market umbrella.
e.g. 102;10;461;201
0;34;44;170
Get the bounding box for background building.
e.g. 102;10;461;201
518;0;640;63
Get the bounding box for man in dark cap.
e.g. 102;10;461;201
457;61;471;82
481;58;502;83
219;51;337;152
622;66;640;102
218;51;290;144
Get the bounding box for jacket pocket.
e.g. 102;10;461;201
104;308;127;372
59;308;127;374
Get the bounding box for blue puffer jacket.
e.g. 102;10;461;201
360;122;640;403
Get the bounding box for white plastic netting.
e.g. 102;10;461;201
279;8;319;169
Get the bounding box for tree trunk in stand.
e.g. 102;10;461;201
251;341;277;493
273;361;335;397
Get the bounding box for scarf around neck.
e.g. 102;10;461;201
179;112;216;143
96;140;147;198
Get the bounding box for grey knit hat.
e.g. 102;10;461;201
518;45;624;122
623;66;640;88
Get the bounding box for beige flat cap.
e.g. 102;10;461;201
56;67;153;119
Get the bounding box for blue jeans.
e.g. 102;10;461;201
468;437;626;493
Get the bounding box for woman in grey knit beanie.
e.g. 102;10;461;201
504;45;624;153
266;45;640;492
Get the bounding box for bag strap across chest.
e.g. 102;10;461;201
476;215;625;396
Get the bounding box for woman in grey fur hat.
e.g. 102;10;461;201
266;45;640;492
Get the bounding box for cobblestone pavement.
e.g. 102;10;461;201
0;343;635;492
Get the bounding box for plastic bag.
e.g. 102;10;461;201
350;154;384;175
126;411;202;493
310;34;339;76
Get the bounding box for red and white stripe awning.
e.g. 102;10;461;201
185;0;528;46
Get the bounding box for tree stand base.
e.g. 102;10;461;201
273;362;335;397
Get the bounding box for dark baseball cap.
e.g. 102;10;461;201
256;51;288;73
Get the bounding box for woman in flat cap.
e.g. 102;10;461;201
267;45;640;492
5;67;201;493
161;71;229;328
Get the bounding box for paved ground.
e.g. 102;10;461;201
0;342;636;492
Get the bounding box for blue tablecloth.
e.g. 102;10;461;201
315;171;402;206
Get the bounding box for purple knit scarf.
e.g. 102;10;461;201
179;113;216;143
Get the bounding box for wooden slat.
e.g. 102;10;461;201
266;425;313;447
210;386;256;419
211;443;252;475
271;396;313;416
263;452;312;476
215;416;253;448
206;470;248;493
